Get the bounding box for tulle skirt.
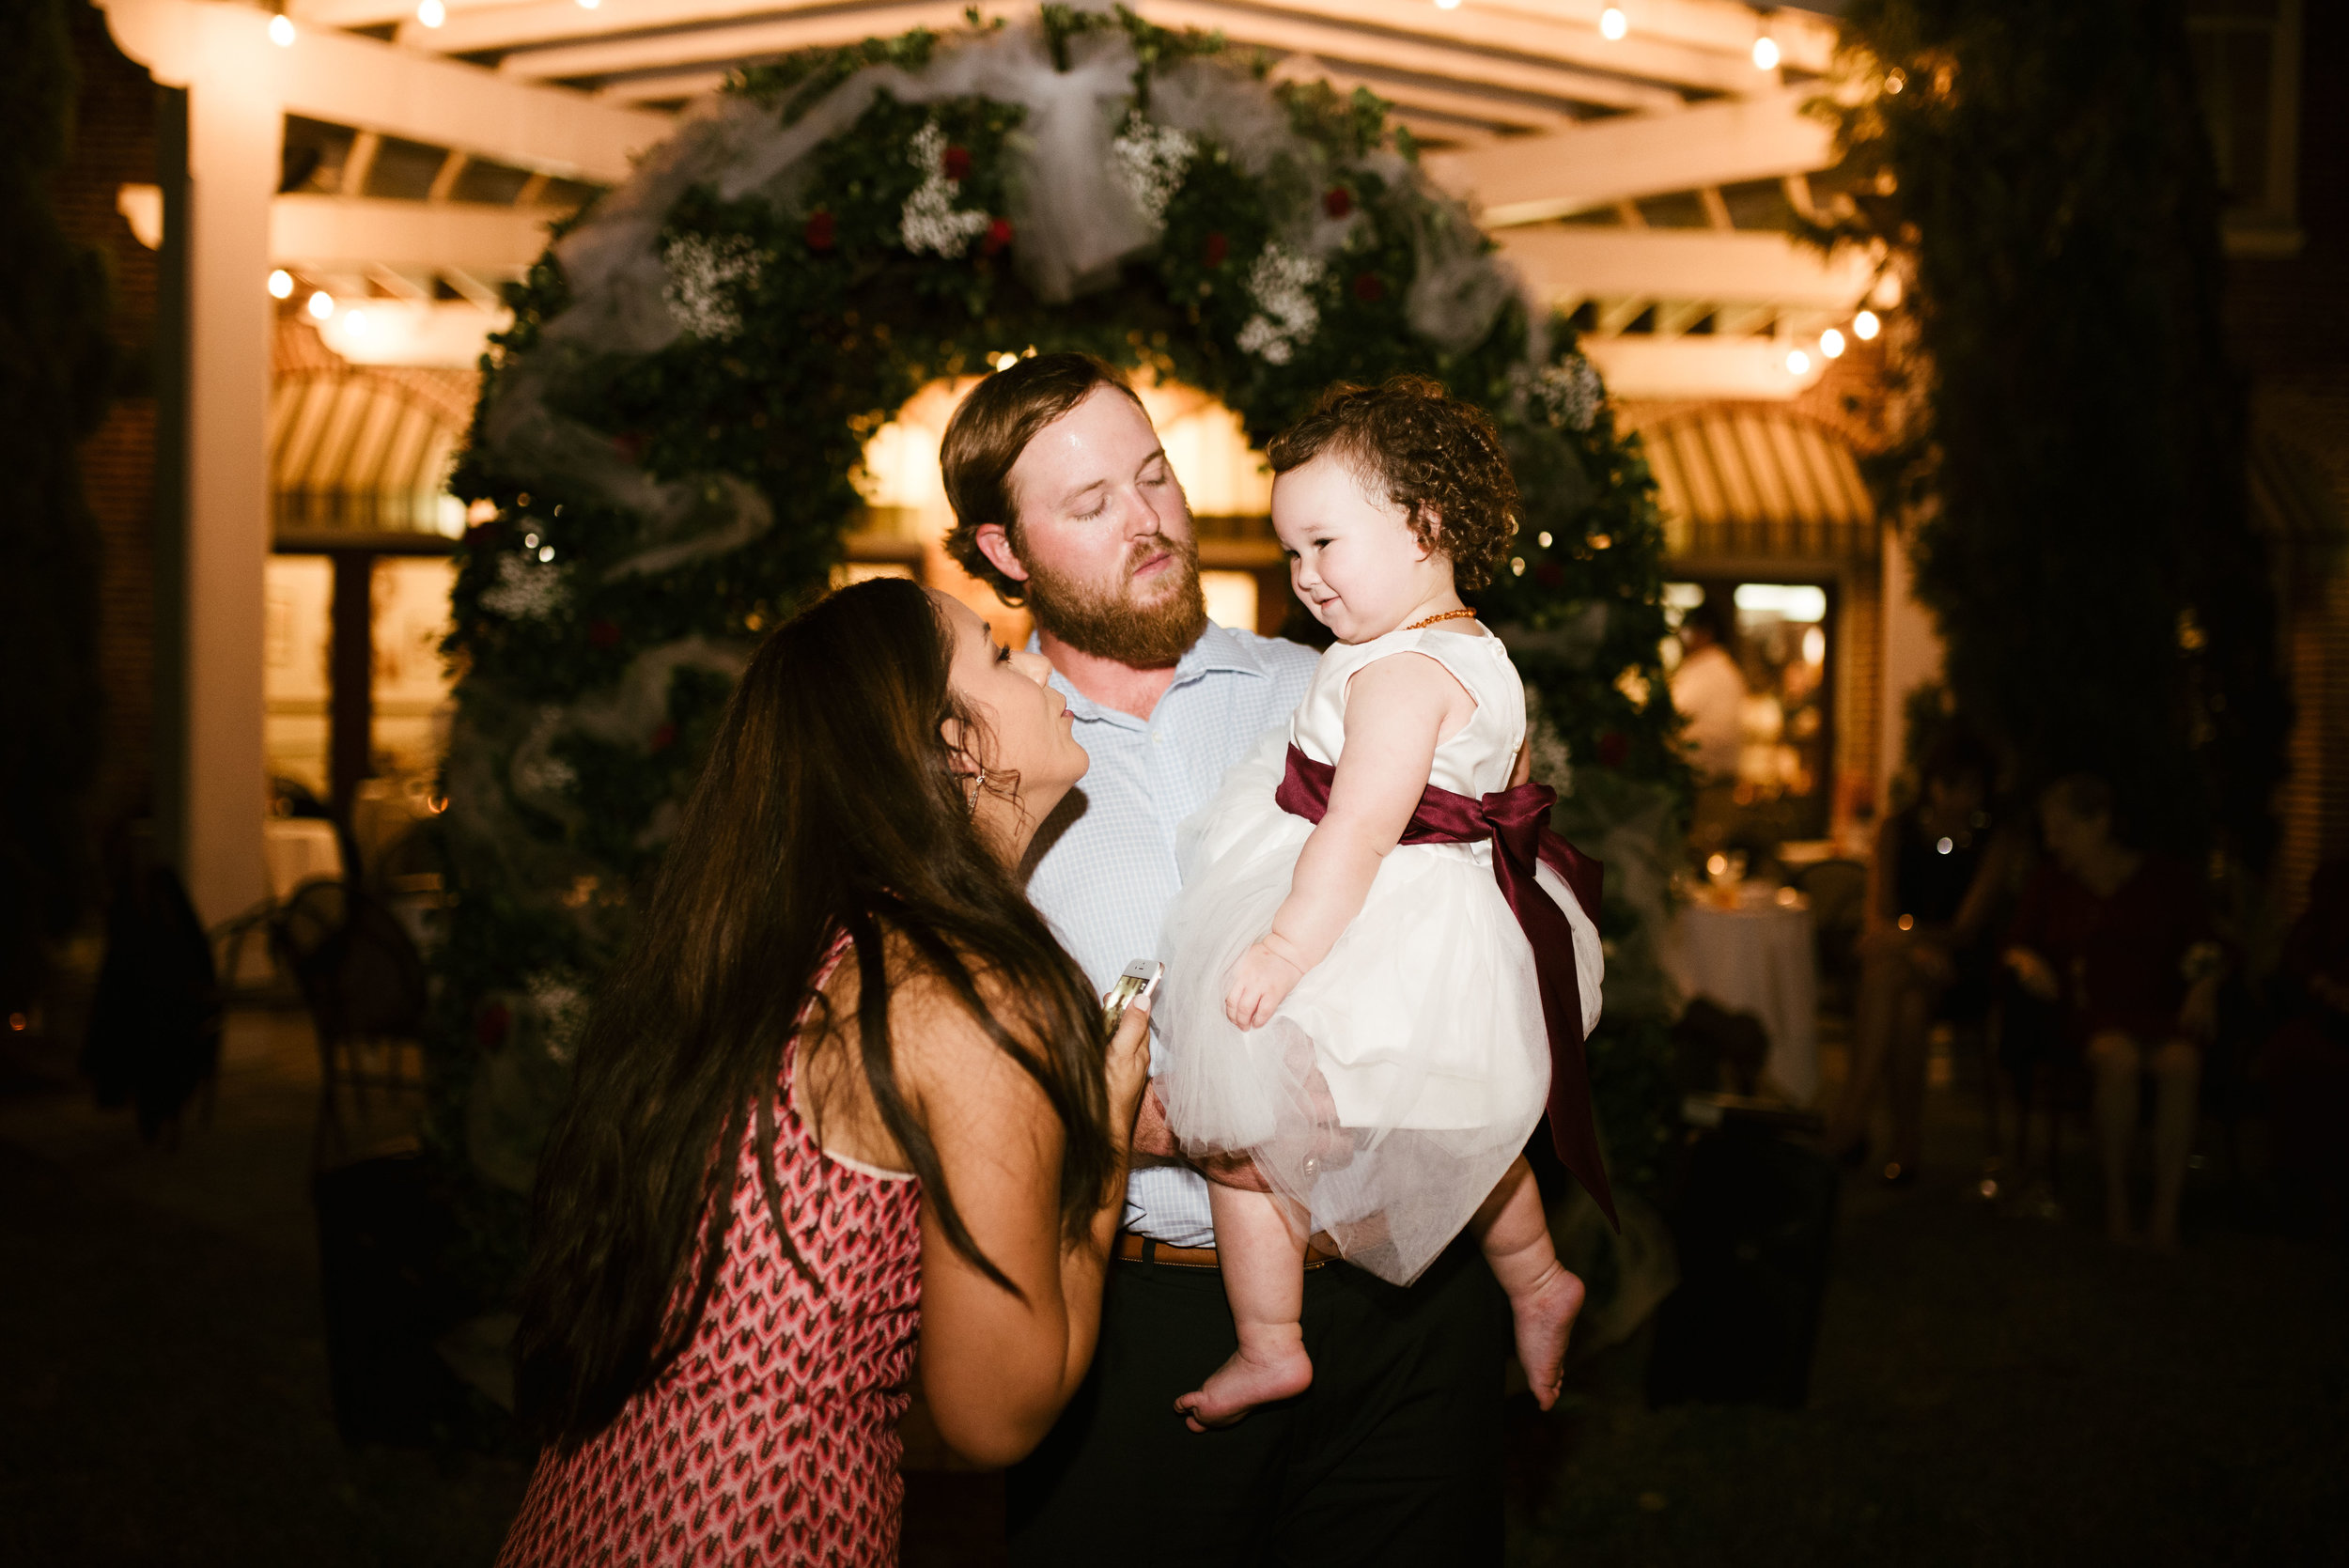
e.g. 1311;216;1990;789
1157;733;1556;1285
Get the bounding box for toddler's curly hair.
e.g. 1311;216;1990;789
1264;375;1518;591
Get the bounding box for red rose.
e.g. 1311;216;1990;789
1352;272;1385;303
476;1001;511;1049
982;216;1013;256
1325;186;1353;218
1597;731;1630;768
804;210;835;252
943;144;972;180
650;721;678;753
588;618;620;649
1204;230;1228;267
1535;562;1565;588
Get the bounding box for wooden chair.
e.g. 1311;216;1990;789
270;878;429;1167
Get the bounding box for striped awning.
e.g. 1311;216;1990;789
1636;406;1878;564
271;372;463;538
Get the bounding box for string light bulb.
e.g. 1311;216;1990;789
268;269;294;300
1819;327;1846;359
1785;348;1811;375
307;290;334;320
1599;6;1626;38
576;0;599;9
1853;309;1882;341
1751;35;1780;70
417;0;445;24
1435;0;1463;9
268;13;295;45
343;308;369;336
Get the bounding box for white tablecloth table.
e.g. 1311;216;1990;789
263;817;345;903
1667;898;1820;1105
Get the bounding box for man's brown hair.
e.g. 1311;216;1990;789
1264;375;1518;591
941;352;1143;602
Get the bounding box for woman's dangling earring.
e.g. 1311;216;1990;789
965;768;988;820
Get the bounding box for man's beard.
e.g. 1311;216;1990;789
1022;533;1209;669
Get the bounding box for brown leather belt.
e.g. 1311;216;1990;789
1114;1233;1339;1269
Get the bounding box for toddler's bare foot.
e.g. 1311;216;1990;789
1510;1261;1586;1412
1174;1331;1313;1432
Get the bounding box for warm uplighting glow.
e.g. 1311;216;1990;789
268;13;295;45
1853;309;1882;341
1784;348;1811;375
1819;327;1846;359
306;290;334;320
1599;7;1626;39
1751;36;1780;70
268;269;294;300
343;308;369;336
993;351;1018;370
1802;625;1825;664
417;0;445;24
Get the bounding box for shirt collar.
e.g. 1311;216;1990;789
1031;620;1273;723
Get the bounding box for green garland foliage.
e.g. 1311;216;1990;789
435;10;1690;1252
0;0;112;1012
1809;0;2285;859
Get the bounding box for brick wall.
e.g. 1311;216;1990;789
54;0;163;849
2225;0;2349;913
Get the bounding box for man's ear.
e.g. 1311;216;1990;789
973;522;1031;584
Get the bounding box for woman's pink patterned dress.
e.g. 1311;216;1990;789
500;957;924;1567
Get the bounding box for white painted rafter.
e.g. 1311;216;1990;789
1423;86;1834;227
1495;226;1872;312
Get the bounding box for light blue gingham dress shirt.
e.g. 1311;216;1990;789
1025;620;1318;1248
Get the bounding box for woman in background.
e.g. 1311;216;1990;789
1827;729;2020;1183
499;578;1152;1565
2002;774;2218;1250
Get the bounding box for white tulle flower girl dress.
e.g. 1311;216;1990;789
1157;623;1605;1287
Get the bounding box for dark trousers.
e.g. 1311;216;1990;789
1005;1234;1509;1566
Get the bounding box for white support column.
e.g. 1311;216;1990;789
1875;519;1947;812
182;81;282;928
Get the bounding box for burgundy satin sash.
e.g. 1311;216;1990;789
1274;745;1618;1228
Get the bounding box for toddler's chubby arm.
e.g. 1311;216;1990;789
1225;653;1472;1029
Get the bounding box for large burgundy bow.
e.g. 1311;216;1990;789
1273;745;1617;1228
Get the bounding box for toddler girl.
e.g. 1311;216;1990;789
1157;377;1613;1429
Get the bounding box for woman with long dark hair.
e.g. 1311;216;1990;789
498;577;1152;1564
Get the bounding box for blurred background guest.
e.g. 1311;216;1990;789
2001;776;2219;1250
1671;598;1749;852
1825;727;2019;1183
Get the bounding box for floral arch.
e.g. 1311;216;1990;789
439;8;1690;1210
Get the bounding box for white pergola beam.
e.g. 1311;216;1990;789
491;0;1685;114
108;0;673;181
1498;226;1874;313
493;3;983;84
400;0;946;56
1424;86;1834;227
1139;3;1688;114
1268;57;1579;137
272;194;562;272
1581;335;1827;401
1174;0;1776;98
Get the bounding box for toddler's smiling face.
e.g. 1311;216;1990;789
1271;454;1452;644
